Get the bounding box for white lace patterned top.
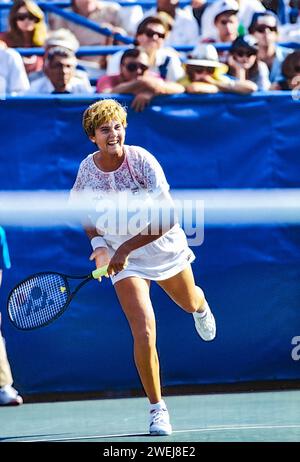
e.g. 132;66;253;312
71;145;169;195
70;144;194;284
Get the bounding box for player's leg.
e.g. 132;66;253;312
157;265;216;341
157;264;205;313
0;270;23;406
114;276;172;435
0;315;23;405
114;277;160;403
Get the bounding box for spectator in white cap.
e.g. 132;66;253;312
198;0;239;64
200;0;265;42
227;34;270;90
48;0;139;79
29;29;91;87
27;46;93;94
179;43;257;94
201;0;239;43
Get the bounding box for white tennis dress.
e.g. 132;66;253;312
71;145;195;284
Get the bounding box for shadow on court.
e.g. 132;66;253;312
1;390;300;442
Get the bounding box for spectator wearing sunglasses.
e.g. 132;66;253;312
248;11;293;84
144;0;199;47
227;34;271;90
107;16;184;83
0;0;47;80
96;47;184;112
271;50;300;91
179;43;257;94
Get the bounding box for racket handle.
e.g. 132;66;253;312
92;265;109;279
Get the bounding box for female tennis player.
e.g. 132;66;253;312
71;99;216;436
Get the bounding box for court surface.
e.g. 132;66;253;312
1;389;300;442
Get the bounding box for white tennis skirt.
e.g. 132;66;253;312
105;224;196;285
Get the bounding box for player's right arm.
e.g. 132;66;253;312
70;160;110;278
84;222;110;281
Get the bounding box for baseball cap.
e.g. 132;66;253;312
45;29;80;52
213;0;239;21
230;35;259;53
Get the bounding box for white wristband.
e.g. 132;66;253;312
90;236;108;251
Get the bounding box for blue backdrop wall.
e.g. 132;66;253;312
0;93;300;394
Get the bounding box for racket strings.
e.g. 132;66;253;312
8;273;69;329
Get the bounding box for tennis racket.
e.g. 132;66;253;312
7;266;108;331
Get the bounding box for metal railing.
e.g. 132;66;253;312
14;41;299;58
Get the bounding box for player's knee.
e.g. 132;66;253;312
132;323;155;347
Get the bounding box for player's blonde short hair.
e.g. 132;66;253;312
83;99;127;137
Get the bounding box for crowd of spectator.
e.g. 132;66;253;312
0;0;299;109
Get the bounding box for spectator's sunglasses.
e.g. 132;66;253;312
254;25;277;33
144;29;166;39
15;12;38;22
125;62;149;73
233;49;257;58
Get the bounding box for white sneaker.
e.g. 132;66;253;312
0;384;23;406
193;302;216;341
149;406;172;436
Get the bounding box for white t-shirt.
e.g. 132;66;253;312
0;48;30;96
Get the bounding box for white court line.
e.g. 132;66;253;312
10;424;300;442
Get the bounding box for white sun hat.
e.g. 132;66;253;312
186;44;225;68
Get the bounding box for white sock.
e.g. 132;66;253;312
150;399;166;411
0;384;12;391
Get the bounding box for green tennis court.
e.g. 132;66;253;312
1;389;300;442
